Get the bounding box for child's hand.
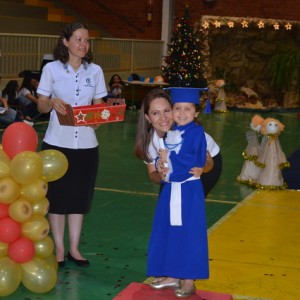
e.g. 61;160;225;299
157;159;169;181
159;149;168;164
189;167;204;177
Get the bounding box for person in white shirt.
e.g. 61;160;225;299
37;22;107;268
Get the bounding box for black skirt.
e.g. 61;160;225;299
41;142;99;214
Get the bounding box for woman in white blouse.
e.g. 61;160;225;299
37;22;107;268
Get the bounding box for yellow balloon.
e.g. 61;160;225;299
20;179;48;203
39;150;68;182
10;151;43;185
21;257;57;293
0;161;10;180
0;149;10;179
8;198;33;223
44;254;58;272
32;197;49;216
0;149;10;162
34;236;54;259
0;177;20;204
0;257;22;296
0;242;8;258
22;215;50;242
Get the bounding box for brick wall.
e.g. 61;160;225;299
61;0;300;40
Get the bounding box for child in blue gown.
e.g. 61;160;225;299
147;87;209;298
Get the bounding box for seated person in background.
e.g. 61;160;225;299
1;80;33;126
107;74;123;98
15;77;40;120
131;73;140;81
1;80;19;106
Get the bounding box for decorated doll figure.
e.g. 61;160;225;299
214;79;228;113
237;114;264;185
256;118;290;189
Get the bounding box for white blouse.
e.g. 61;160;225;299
37;60;107;149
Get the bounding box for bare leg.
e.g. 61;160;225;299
48;213;66;262
67;214;86;260
178;279;195;292
158;277;178;284
151;277;166;284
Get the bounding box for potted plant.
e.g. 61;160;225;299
268;47;300;101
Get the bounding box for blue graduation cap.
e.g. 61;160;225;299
164;87;208;105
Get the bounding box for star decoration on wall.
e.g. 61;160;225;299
202;21;209;29
214;20;221;28
241;20;248;28
257;21;265;29
273;22;280;30
200;16;297;32
285;23;292;30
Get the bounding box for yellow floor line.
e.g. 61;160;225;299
94;186;238;204
196;189;300;300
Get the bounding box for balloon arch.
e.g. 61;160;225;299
0;122;68;296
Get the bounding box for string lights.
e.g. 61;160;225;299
201;16;295;31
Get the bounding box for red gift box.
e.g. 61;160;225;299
57;99;126;126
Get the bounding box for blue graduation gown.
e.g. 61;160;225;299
147;122;209;279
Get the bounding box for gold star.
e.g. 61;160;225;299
202;21;209;29
75;111;87;123
241;20;248;28
214;20;221;28
285;22;292;30
273;22;280;30
257;21;265;29
227;21;234;28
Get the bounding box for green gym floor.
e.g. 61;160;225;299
1;108;300;300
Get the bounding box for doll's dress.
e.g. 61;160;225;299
214;89;228;113
256;134;290;189
237;130;261;185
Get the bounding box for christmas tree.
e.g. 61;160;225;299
162;7;206;87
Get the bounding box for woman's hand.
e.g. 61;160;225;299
89;124;102;129
189;151;213;177
203;151;214;173
49;98;68;115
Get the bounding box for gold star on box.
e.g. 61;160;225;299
241;20;248;28
285;23;292;30
257;21;265;28
273;23;280;30
202;21;209;29
214;20;221;28
227;21;234;28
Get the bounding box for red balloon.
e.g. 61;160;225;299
8;236;35;263
2;123;38;159
0;203;9;220
0;217;21;243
